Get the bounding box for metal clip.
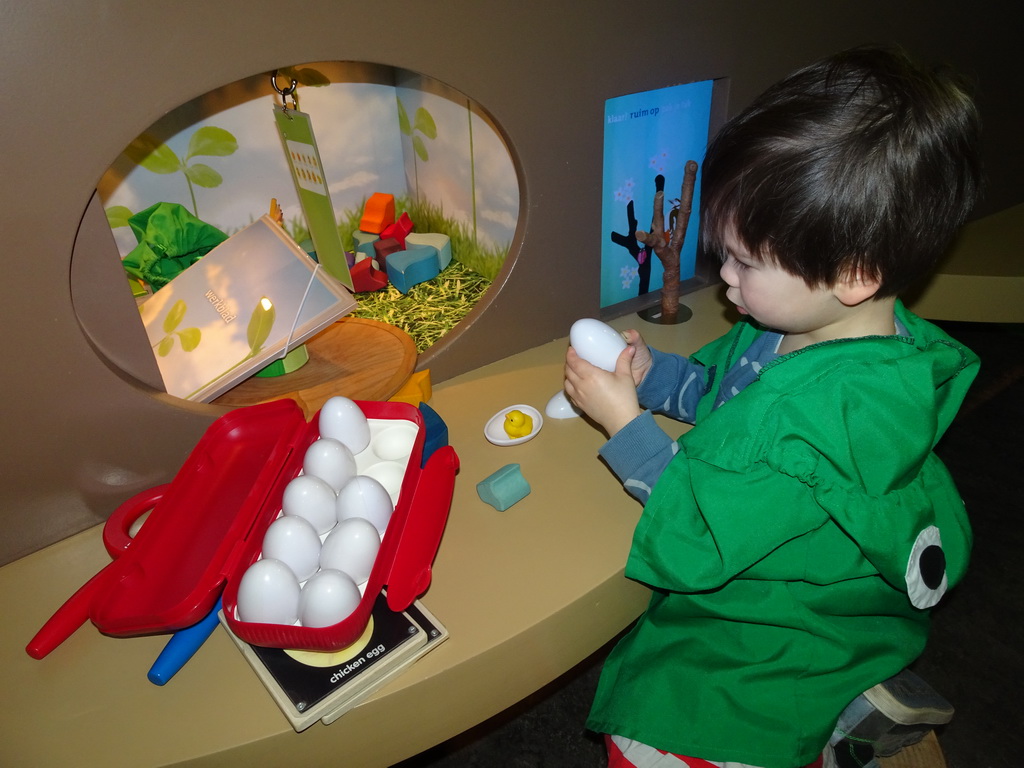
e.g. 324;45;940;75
271;70;299;112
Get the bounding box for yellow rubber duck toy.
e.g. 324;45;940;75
503;409;534;439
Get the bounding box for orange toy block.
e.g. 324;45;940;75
359;193;396;234
389;369;432;405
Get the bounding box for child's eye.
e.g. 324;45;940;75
728;254;750;271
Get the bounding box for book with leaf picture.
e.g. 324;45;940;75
139;215;356;401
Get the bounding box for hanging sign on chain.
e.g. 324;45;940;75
272;74;353;289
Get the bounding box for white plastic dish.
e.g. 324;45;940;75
484;404;543;446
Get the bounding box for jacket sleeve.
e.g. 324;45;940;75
625;441;830;592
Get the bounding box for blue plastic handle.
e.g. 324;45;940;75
147;597;223;686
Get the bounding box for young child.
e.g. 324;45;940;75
564;46;982;768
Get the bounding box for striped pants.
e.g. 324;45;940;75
605;735;827;768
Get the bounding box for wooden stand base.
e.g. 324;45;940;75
214;317;417;418
637;299;693;325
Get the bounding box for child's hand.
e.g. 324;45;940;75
621;329;654;386
564;344;642;436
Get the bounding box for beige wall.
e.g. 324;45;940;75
1;0;1020;565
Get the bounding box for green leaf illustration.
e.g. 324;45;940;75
163;299;188;333
123;125;237;217
185;163;223;188
246;298;276;354
157;336;176;357
413;135;429;162
397;99;411;136
125;133;182;174
186;126;238;160
413;108;437;139
279;66;330;87
106;205;134;228
183;298;274;399
178;327;202;351
397;100;437;200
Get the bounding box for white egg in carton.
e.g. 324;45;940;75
235;397;420;629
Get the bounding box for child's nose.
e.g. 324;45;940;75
720;259;736;286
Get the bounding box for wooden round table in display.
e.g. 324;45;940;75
213;317;418;418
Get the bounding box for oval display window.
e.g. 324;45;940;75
75;61;520;410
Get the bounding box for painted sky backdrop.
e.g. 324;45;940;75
99;65;519;262
601;79;714;309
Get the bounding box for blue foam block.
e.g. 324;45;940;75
477;464;531;511
405;232;452;270
386;245;440;294
417;402;449;467
353;230;379;261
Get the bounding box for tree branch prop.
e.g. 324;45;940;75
635;160;698;321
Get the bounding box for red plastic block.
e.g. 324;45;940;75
359;193;396;234
373;237;402;270
381;212;415;248
350;257;389;292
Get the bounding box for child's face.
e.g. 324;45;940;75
719;226;846;338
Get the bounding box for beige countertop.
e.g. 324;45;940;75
0;284;732;767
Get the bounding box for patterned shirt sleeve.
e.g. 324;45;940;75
599;333;784;505
635;347;707;421
598;349;707;503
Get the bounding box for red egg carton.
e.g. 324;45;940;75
27;399;459;657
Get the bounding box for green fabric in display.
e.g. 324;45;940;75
122;202;228;290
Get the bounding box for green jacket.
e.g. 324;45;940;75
587;304;977;767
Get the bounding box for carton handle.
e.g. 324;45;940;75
386;446;459;611
103;484;170;559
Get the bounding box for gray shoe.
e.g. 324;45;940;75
832;669;954;758
828;738;880;768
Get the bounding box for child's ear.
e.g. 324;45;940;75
834;268;881;306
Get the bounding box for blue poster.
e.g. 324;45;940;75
601;80;714;309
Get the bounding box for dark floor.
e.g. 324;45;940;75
396;320;1024;768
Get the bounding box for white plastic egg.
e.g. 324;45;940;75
236;558;301;625
569;318;627;371
281;474;338;535
298;569;362;628
303;437;357;492
261;515;322;582
318;396;371;454
320;517;381;583
336;475;394;534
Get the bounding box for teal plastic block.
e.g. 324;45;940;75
477;464;531;511
353;230;379;261
386;245;440;294
405;232;452;270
